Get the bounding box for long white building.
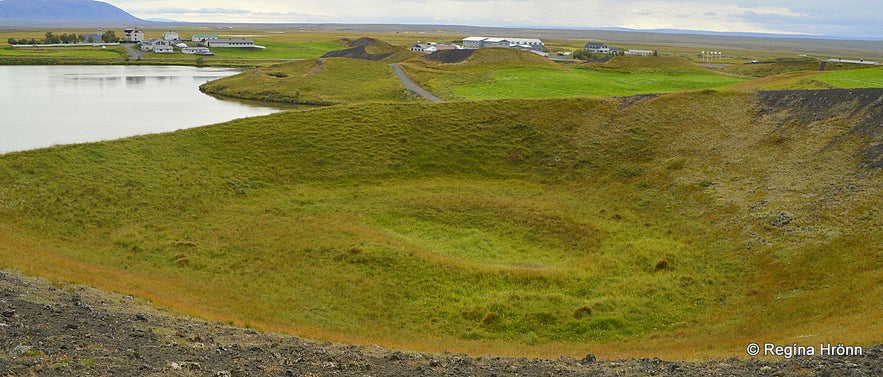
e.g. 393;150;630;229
205;39;255;48
462;36;544;51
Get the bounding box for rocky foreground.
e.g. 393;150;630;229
0;270;879;376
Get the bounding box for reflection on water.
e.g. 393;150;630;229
0;65;282;154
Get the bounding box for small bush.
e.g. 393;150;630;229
482;312;500;325
573;305;593;319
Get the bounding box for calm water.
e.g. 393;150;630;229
0;65;282;154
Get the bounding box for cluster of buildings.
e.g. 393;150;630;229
584;42;654;56
122;28;258;56
410;36;547;56
410;37;656;59
462;36;545;51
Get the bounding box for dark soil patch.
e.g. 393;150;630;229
321;45;393;61
342;37;390;48
423;49;475;64
1;270;880;376
756;88;883;169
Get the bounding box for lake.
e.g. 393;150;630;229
0;65;282;154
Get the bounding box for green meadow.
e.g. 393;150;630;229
200;58;418;104
447;66;744;99
815;67;883;88
1;91;880;357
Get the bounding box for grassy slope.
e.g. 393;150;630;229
200;58;419;104
730;67;883;91
399;52;746;100
1;91;880;358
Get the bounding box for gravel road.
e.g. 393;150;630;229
390;64;444;103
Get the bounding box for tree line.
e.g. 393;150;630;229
7;31;119;45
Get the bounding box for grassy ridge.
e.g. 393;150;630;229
200;58;420;104
1;91;880;357
190;47;883;104
401;53;745;100
730;66;883;90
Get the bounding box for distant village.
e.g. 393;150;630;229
410;37;658;58
125;28;261;56
8;27;261;57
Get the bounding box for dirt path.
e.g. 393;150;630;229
0;269;880;376
123;43;144;60
390;64;444;103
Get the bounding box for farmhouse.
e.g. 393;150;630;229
123;28;144;43
139;38;172;52
410;43;432;53
462;36;544;51
584;42;609;54
162;31;180;41
152;44;173;54
205;38;255;48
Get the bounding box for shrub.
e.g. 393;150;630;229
482;312;500;325
573;305;593;319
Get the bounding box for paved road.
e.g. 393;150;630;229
123;44;144;60
390;64;444;103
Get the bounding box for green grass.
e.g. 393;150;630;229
200;58;420;104
0;45;126;58
208;40;346;60
447;66;745;99
814;67;883;88
1;91;879;357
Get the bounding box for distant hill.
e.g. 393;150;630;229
0;0;144;26
320;37;418;63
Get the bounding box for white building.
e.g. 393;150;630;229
162;31;180;41
152;45;174;53
182;47;213;55
509;38;544;50
462;37;487;50
626;49;654;56
123;28;144;43
462;36;544;51
584;42;609;54
411;43;432;53
205;39;255;48
410;42;461;54
191;34;219;42
139;38;172;52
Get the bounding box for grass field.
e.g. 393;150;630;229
447;66;745;99
815;67;883;88
1;90;880;358
729;66;883;91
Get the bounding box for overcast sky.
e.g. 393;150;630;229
105;0;880;39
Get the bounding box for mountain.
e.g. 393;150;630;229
0;0;144;26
